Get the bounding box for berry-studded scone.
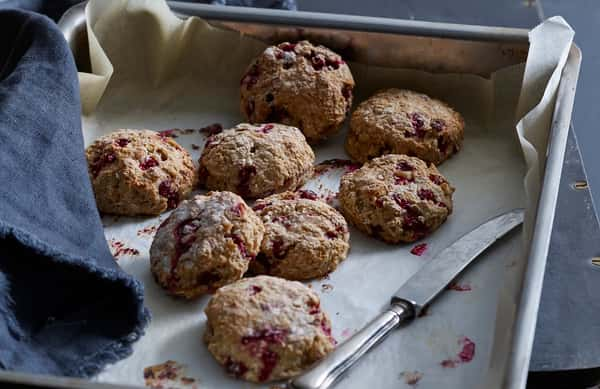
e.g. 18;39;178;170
346;89;464;165
249;191;349;280
338;154;454;243
85;129;196;215
150;192;264;299
240;40;355;143
198;123;315;199
204;276;335;383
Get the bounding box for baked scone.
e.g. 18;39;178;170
338;154;454;243
204;276;335;383
198;123;315;199
85;129;196;215
240;40;355;143
149;191;264;299
346;89;464;165
249;191;349;280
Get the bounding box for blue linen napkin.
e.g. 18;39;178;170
0;9;149;377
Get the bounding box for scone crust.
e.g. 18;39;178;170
198;123;315;199
250;191;349;280
338;154;454;243
204;276;335;382
346;89;464;164
150;191;264;299
240;40;355;143
86;129;196;215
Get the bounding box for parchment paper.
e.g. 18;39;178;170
77;1;574;387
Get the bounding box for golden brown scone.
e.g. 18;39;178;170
249;191;349;280
338;154;454;243
149;191;264;299
346;89;464;164
85;129;196;215
204;276;335;383
198;123;315;199
240;40;355;143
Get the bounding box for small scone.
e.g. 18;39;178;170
198;123;315;199
338;154;454;243
240;40;355;143
85;129;196;215
204;276;335;383
346;89;464;165
150;191;264;299
249;191;349;280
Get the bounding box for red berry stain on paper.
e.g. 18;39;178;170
158;129;178;138
401;370;423;386
137;224;159;237
410;243;428;256
341;328;353;339
199;123;223;136
313;159;361;176
440;337;476;368
143;360;198;389
446;281;472;292
108;239;139;259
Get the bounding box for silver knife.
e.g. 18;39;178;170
291;209;524;389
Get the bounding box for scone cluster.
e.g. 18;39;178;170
85;39;465;384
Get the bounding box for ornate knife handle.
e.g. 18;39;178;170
291;301;414;389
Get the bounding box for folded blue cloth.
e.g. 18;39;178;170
0;9;149;377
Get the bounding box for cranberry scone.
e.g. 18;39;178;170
198;123;314;199
240;40;355;143
338;154;454;243
85;129;196;215
250;191;349;280
204;276;335;382
150;191;264;299
346;89;464;165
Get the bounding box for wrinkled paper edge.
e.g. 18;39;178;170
483;16;574;389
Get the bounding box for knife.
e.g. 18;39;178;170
291;209;524;389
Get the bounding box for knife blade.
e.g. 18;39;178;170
291;209;524;389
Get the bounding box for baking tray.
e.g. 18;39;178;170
0;2;580;389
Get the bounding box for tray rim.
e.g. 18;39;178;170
0;3;580;389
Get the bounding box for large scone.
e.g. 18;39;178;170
150;191;264;299
204;276;335;382
85;129;196;215
338;154;454;243
240;40;355;143
346;89;464;165
250;191;350;280
198;123;315;199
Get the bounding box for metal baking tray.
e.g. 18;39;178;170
0;2;580;389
